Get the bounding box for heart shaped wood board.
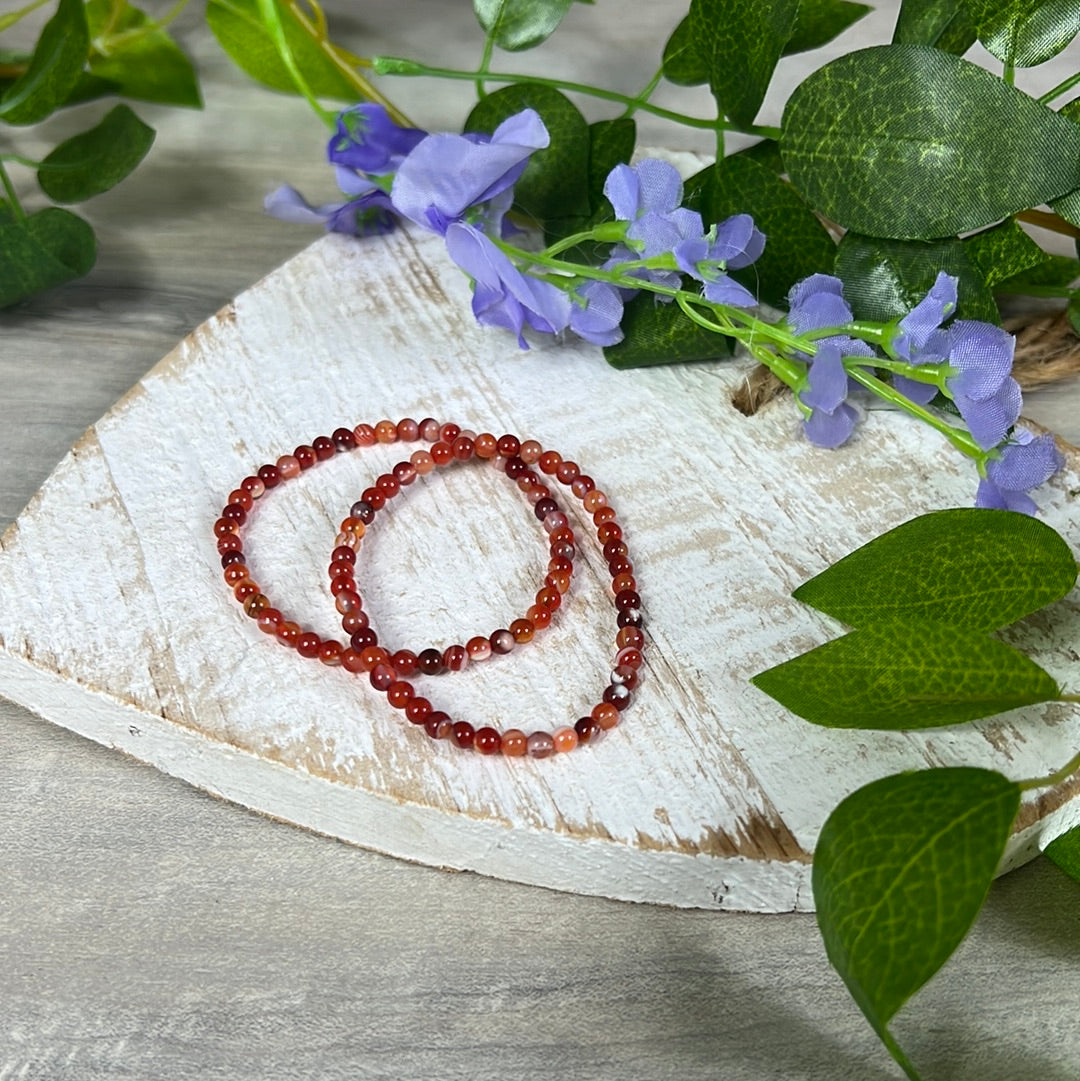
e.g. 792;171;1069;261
2;224;1079;912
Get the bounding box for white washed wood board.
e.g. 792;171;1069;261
2;225;1080;913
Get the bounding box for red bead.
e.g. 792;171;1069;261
474;727;502;755
555;460;579;484
330;545;356;566
318;640;343;666
312;436;335;460
439;422;461;443
419;418;441;442
221;502;247;524
616;626;645;650
424;712;453;739
390;650;418;677
276;621;301;647
341;648;365;673
369;664;396;691
243;593;269;617
257;464;281;488
360;645;390;671
223;563;249;585
257;608;283;634
228;489;253;512
501;729;528;756
240;475;264;496
536;586;561;611
597;522;622;544
376;473;400;498
220;550;245;568
361;487;385;510
397;418;420;441
452;436;475;461
350;628;378;652
335;590;362;615
614;589;641;612
571;475;595;498
405;697;432;724
294;445;316;470
332;427;356;451
352;425;376;447
393;461;417;486
603;540;629;562
296;632;322;658
611;664;639;690
233;580;258;602
615;647;643;669
496;434;520;458
387;681;413;709
216;533;242;554
451;721;475;749
329;573;355;596
417;648;443;675
574;717;602;745
430;441;452;466
538;450;562;475
603;683;632;710
443;644;468;671
490;629;514;655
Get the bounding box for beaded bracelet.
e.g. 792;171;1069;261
343;437;644;757
215;419;644;757
216;419;570;672
329;442;576;676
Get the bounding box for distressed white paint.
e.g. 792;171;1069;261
1;225;1078;912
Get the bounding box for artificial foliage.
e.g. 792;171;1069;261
4;2;1080;1078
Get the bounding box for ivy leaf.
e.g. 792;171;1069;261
85;0;200;107
785;0;872;55
465;84;590;222
960;0;1080;67
1044;825;1080;883
731;138;785;174
834;234;998;324
893;0;978;54
963;219;1048;289
814;768;1020;1079
0;207;96;308
686;155;836;309
781;45;1080;239
751;622;1060;729
37;104;154;203
474;0;575;51
206;0;358;100
604;292;733;369
688;0;799;128
661;16;707;86
0;0;89;125
792;509;1078;631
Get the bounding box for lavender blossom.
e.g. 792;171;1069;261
569;281;624;346
674;214;764;308
445;223;571;348
328;104;426;174
263;184;395;236
976;429;1064;515
391;110;549;236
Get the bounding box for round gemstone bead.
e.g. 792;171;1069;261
526;732;555;759
474;727;502;755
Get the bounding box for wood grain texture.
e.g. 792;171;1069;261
3;222;1079;912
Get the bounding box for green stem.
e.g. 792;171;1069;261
622;66;664;120
0;160;26;221
846;366;983;459
476;33;495;99
1018;740;1080;792
0;153;41;169
254;0;334;127
1038;70;1080;106
374;58;783;139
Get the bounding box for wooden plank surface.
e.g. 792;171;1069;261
3;3;1080;1076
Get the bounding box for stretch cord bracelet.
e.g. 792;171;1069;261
336;433;645;758
330;433;577;676
215;419;572;673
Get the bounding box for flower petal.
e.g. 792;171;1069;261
702;275;758;308
801;343;848;412
632;159;683;214
570;281;624;346
945;321;1015;401
955;378;1022;450
896;271;958;357
803;402;858;448
603;163;640;221
892;374;938;406
986;430;1063;492
327;103;426;173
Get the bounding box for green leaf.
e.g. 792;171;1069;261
792;508;1078;631
751;622;1060;728
963;219;1048;289
661;15;707;86
687;155;836;308
731;138;785;174
893;0;978;53
688;0;799;128
814;768;1020;1077
85;0;200;107
996;253;1080;291
785;0;872;55
474;0;574;51
585;117;635;209
834;234;999;324
960;0;1080;67
465;84;590;221
603;292;733;369
781;44;1080;239
206;0;358;100
1045;824;1080;883
1051;99;1080;230
0;0;89;125
36;103;154;203
0;207;96;307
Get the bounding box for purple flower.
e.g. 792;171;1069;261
263;183;395;236
673;213;764;307
976;429;1064;515
328;104;426;174
391;109;549;236
788;274;853;337
899;320;1021;449
569;281;624;346
800;343;860;447
445;222;571;348
893;272;958;360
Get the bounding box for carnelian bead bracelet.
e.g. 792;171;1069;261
217;419;571;673
215;418;644;758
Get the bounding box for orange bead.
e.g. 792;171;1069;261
411;449;435;475
431;441;452;465
538;450;562;475
510;619;535;643
553;726;579;753
375;419;398;443
582;489;608;513
591;702;620;730
526;604;552;630
474;432;498;458
501;729;528;756
276;454;300;479
519;440;542;464
612;573;636;593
